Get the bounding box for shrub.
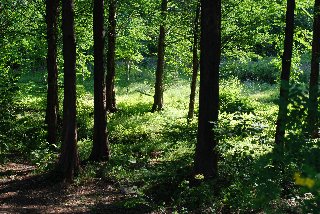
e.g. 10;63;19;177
220;78;256;114
0;66;20;161
221;58;279;84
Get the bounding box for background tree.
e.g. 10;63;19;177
274;0;295;146
151;0;167;112
106;0;117;112
56;0;80;182
187;2;200;121
308;0;320;138
45;0;59;145
90;0;110;161
194;0;221;178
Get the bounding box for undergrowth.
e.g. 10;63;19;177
1;62;319;213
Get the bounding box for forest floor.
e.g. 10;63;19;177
0;162;150;214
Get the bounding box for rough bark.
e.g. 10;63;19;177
45;0;59;145
194;0;221;179
275;0;295;146
56;0;79;183
308;0;320;138
187;2;200;122
106;0;117;112
90;0;110;162
151;0;167;112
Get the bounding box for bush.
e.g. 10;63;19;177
220;78;256;114
0;66;19;161
221;58;279;84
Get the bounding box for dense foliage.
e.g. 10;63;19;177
0;0;319;212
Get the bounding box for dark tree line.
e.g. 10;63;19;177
56;0;79;182
187;1;200;122
309;0;320;138
152;0;168;112
194;0;221;178
45;0;319;182
45;0;59;145
274;0;295;146
91;0;110;162
106;0;117;113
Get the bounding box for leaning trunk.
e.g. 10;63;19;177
106;0;117;112
56;0;79;183
274;0;295;146
45;0;59;145
151;0;167;112
194;0;221;179
90;0;110;161
187;2;200;121
308;0;320;138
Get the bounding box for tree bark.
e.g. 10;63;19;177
308;0;320;138
151;0;167;112
45;0;59;145
106;0;117;112
187;2;200;122
194;0;221;179
90;0;110;162
56;0;79;183
275;0;295;146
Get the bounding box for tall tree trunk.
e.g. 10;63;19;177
151;0;167;112
308;0;320;138
126;59;131;94
106;0;117;112
56;0;79;183
274;0;295;146
187;2;200;122
90;0;110;161
194;0;221;179
45;0;59;145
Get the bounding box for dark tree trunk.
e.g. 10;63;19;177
106;0;117;112
45;0;59;145
126;59;131;94
56;0;79;183
187;2;200;122
151;0;167;112
194;0;221;179
90;0;110;162
308;0;320;138
275;0;295;146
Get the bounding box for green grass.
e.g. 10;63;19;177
2;63;319;212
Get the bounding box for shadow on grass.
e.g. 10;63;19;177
0;169;146;213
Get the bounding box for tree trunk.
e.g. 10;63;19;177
308;0;320;138
126;59;130;94
187;2;200;122
151;0;167;112
90;0;110;162
194;0;221;179
45;0;59;145
274;0;295;146
56;0;79;183
106;0;117;112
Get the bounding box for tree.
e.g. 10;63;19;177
194;0;221;178
56;0;80;182
90;0;110;161
308;0;320;138
187;2;200;121
45;0;59;145
274;0;295;146
106;0;117;112
151;0;167;112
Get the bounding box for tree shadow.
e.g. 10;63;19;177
0;169;137;213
